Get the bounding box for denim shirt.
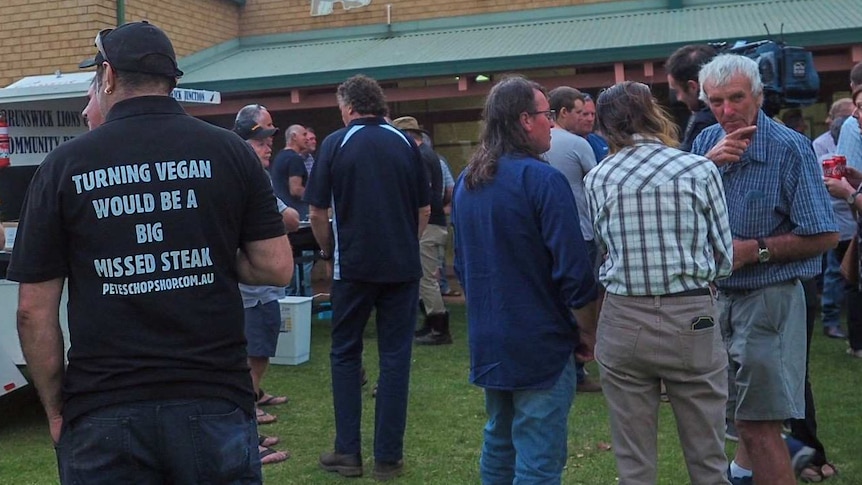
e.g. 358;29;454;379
452;155;597;390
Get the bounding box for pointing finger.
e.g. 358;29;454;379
725;125;757;141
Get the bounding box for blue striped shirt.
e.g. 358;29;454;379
585;137;733;296
692;110;837;290
836;116;862;170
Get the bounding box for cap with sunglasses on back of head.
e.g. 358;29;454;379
79;21;184;78
233;118;279;141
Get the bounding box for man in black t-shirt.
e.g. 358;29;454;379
271;124;311;219
305;75;430;481
392;116;452;345
271;124;314;296
9;22;292;483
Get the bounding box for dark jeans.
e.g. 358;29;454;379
330;279;419;462
847;236;862;349
829;239;862;350
789;278;828;465
55;398;261;485
849;285;862;351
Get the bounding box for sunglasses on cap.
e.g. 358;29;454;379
94;28;113;64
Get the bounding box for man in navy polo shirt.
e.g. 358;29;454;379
305;74;430;481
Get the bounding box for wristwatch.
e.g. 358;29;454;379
846;190;861;206
318;249;333;261
756;238;771;264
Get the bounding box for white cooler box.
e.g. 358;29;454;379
271;296;313;365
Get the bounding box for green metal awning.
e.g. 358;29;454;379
178;0;862;93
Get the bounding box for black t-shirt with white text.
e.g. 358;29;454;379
7;96;285;423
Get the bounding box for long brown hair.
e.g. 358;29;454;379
596;81;679;153
463;76;545;189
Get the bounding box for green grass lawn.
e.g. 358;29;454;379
1;303;860;484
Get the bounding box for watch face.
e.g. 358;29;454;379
758;248;770;263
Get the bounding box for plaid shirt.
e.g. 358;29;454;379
585;137;733;296
692;110;838;290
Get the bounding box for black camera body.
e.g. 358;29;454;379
713;40;820;116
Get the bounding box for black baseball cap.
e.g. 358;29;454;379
234;118;279;140
79;21;184;78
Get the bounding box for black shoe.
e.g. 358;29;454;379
414;323;432;337
415;331;453;345
576;378;602;393
319;451;363;477
373;460;404;481
824;327;847;339
415;312;452;345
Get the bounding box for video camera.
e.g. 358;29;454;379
711;39;820;116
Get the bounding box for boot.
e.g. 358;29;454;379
415;312;452;345
414;314;432;337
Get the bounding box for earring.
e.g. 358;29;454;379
104;87;113;95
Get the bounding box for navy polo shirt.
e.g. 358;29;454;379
304;117;430;282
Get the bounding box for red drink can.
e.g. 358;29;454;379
833;155;847;179
823;158;839;179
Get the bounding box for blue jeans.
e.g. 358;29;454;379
821;244;849;329
480;357;576;485
55;398;261;485
330;279;418;462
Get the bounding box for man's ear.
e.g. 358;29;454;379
685;79;699;94
520;111;534;133
101;63;117;94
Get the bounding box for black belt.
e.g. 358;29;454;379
720;278;801;296
646;288;712;298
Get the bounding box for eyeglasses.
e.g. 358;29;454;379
94;28;113;64
528;109;556;121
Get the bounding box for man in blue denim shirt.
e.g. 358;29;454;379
453;76;598;484
692;54;838;485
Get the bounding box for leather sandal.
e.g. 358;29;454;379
256;388;288;406
256;407;277;425
259;445;290;465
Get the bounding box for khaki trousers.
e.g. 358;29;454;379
596;293;730;485
419;224;448;315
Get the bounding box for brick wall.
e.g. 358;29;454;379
0;0;239;88
239;0;618;37
1;0;617;88
0;0;113;87
124;0;240;58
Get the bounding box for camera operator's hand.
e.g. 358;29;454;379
704;126;757;166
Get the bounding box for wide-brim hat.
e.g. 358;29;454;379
391;116;430;136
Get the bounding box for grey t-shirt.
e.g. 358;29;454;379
544;127;597;241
